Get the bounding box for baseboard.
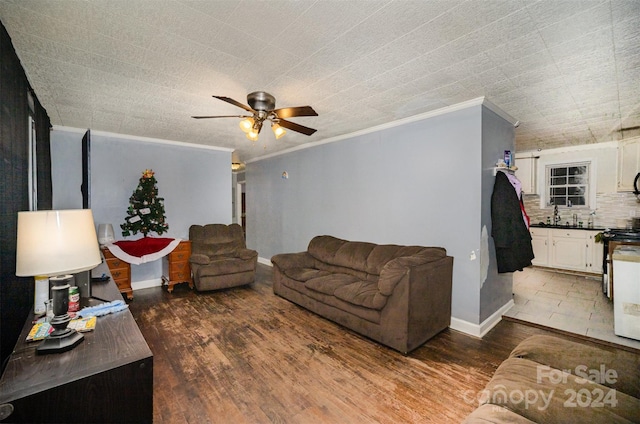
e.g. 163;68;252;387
258;257;273;266
449;299;514;338
131;278;163;291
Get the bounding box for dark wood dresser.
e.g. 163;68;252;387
0;261;153;423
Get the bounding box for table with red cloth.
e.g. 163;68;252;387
107;237;181;265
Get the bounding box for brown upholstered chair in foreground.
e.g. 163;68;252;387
189;223;257;291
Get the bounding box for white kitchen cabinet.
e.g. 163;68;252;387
617;138;640;192
528;228;603;274
515;155;538;194
587;232;604;274
530;227;549;266
550;229;587;271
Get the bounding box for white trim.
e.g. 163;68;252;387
482;98;518;126
52;125;234;152
517;140;619;157
258;256;273;266
449;299;514;338
131;278;163;291
248;97;517;163
538;158;596;211
107;238;182;265
236;181;244;226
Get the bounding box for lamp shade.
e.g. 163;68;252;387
97;223;115;245
271;123;286;139
16;209;101;277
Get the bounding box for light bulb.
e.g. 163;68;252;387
246;130;259;142
272;123;286;139
239;118;254;133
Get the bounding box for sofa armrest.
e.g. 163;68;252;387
271;251;316;270
190;254;211;265
378;250;445;295
235;248;258;261
378;259;410;296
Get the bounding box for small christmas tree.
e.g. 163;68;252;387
121;169;169;237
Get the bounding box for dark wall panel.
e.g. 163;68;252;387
35;94;52;210
0;21;51;369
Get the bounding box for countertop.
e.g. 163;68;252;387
612;245;640;262
530;223;607;231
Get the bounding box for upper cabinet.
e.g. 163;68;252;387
515;154;538;194
617;138;640;192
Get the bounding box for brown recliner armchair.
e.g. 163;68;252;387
189;223;258;291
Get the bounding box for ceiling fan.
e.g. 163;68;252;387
192;91;318;141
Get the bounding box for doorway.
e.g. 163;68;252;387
236;181;246;239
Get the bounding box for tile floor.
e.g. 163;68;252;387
504;267;640;350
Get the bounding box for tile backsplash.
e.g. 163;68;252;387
523;192;640;229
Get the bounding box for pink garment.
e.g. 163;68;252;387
504;170;522;195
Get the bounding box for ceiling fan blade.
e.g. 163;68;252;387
273;106;318;119
278;118;317;136
212;96;254;113
191;115;248;119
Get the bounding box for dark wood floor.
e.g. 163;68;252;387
128;264;575;423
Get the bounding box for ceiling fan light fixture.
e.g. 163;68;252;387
239;117;254;133
272;123;286;139
247;129;259;141
193;91;317;142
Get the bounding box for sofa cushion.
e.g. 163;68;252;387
190;223;246;255
285;282;382;324
282;267;331;282
480;357;640;424
315;262;373;282
197;257;255;277
193;240;243;257
462;404;536;423
305;273;359;295
309;235;422;275
509;335;640;399
334;280;387;310
308;235;445;277
308;236;376;273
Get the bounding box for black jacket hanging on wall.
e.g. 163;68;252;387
491;171;534;273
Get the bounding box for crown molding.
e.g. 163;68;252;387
248;97;516;163
52;125;234;152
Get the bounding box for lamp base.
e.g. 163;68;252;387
36;328;84;354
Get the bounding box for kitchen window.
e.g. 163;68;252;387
545;162;590;208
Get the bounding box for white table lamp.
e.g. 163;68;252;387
97;223;115;246
16;209;101;354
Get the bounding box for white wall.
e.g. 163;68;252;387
518;142;640;228
517;142;618;195
51;127;233;285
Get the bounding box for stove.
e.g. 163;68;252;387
601;229;640;298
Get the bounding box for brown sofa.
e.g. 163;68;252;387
271;235;454;353
189;224;257;291
463;334;640;423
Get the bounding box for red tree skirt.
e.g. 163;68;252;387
108;237;182;265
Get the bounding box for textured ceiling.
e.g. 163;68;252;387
1;0;639;163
